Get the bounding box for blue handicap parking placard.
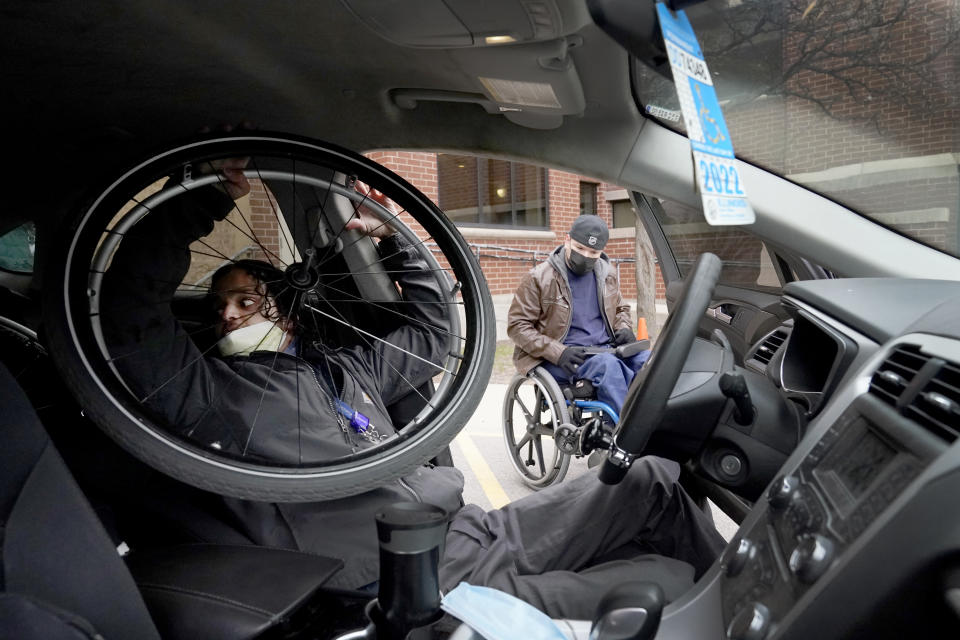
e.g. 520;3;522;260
656;3;755;226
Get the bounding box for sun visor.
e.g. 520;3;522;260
340;0;567;47
391;38;585;130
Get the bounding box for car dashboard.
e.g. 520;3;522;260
674;277;960;640
532;277;960;640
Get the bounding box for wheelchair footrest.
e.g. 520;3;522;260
565;379;595;399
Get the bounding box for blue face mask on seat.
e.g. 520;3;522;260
441;582;567;640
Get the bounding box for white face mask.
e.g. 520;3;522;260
217;320;288;357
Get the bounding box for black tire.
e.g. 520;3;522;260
43;133;495;501
502;369;571;489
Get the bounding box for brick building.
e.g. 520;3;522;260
366;151;659;300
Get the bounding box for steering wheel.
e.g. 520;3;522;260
599;252;722;484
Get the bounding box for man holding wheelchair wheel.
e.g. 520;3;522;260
94;155;723;622
507;215;651;417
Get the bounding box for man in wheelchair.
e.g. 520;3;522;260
507;215;652;418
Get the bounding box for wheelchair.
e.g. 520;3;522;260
501;341;648;489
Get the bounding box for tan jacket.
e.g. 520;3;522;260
507;246;632;375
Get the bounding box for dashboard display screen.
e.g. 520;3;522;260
832;430;898;498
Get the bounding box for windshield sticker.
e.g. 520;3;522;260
645;104;681;122
655;3;755;226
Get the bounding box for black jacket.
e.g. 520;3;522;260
101;184;465;588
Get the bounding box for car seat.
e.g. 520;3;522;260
0;361;161;638
0;361;351;639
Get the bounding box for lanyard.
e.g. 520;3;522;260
336;399;386;442
309;351;386;443
336;399;370;433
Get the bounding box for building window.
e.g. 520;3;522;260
437;154;548;228
580;182;597;216
612;200;636;228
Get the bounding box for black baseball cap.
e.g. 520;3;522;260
569;215;609;250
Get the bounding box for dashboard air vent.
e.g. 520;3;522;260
753;329;788;366
867;344;929;407
904;360;960;443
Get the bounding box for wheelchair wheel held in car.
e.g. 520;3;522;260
502;369;571;489
43;133;495;502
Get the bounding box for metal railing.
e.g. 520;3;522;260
427;241;638;281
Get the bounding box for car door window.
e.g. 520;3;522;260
653;197;786;293
0;222;37;273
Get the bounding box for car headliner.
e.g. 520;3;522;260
5;1;637;181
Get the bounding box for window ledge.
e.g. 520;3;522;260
456;226;556;240
609;227;636;239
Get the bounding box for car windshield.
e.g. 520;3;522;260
634;0;959;260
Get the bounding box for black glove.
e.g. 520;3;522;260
557;346;588;377
614;328;635;346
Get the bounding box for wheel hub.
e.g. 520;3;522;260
285;262;321;290
554;423;580;455
285;247;323;291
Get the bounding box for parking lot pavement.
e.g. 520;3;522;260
450;383;592;509
450;383;740;541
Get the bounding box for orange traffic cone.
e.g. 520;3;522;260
636;317;649;341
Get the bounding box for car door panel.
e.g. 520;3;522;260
666;281;788;364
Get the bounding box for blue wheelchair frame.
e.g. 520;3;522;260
570;399;619;425
552;340;650;428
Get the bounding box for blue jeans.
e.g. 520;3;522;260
541;349;652;416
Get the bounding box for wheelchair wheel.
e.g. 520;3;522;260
502;370;571;489
43;132;495;502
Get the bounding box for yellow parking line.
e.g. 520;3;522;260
455;434;511;509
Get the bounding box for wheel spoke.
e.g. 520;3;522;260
105;319;218;364
314;179;371;263
514;431;532;453
533;436;546;476
323;233;430;289
534;386;546;421
309;267;456;277
318;279;464;341
297;164;338;252
242;315;295;456
514;393;534;422
251;157;299;263
531;424;555;437
304;303;453;377
193;237;237;265
91;291;207;317
182;171;289;268
314;192;409;271
103;227;263;270
138;283;295;404
301;299;439;412
310;298;464;306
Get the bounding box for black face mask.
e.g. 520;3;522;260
567;249;597;275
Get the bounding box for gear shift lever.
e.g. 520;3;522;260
589;582;664;640
719;371;754;425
